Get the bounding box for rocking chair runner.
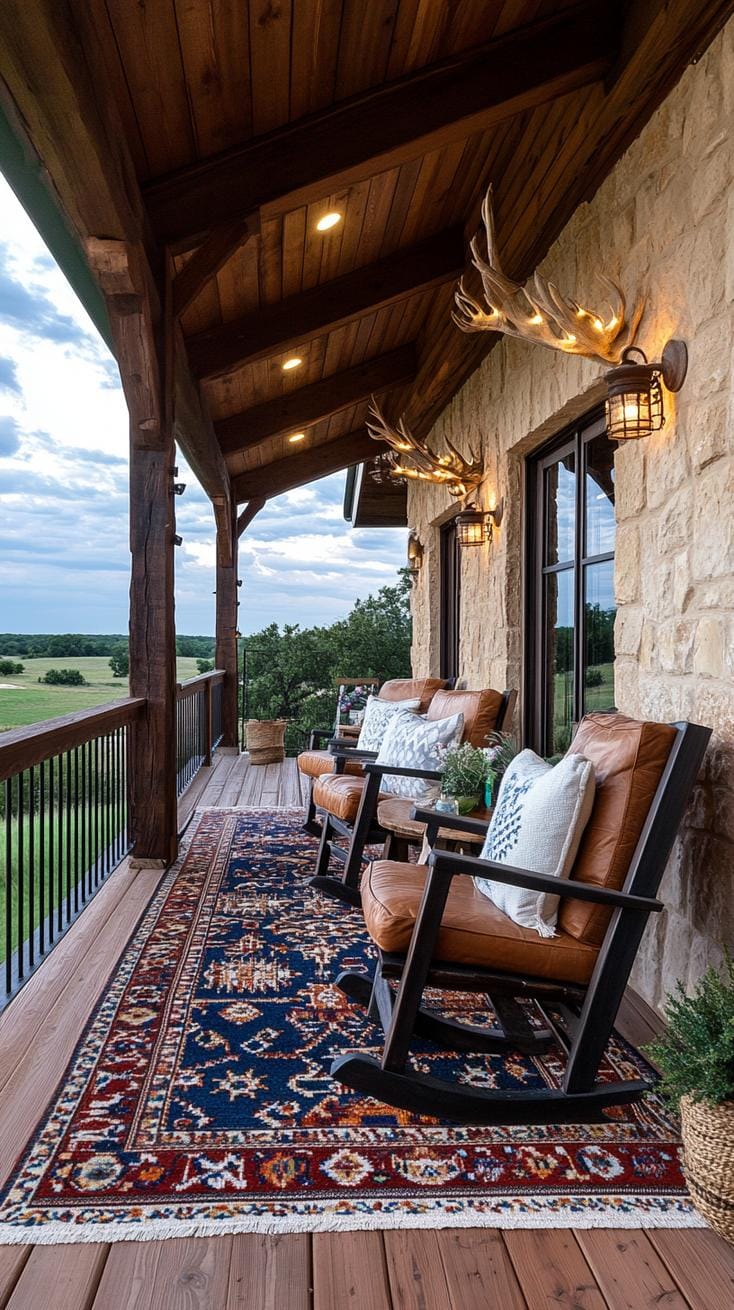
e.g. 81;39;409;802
331;712;711;1124
309;687;517;906
297;676;449;836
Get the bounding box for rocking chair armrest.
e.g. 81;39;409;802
411;806;490;837
362;762;444;782
328;743;379;761
309;727;335;749
427;850;664;914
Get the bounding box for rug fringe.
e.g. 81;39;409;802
0;1202;706;1246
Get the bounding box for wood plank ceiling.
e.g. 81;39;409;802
7;0;734;508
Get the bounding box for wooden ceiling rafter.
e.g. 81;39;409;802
143;0;618;249
232;429;390;503
216;345;417;457
187;228;465;381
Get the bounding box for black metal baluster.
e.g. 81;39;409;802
49;756;56;943
4;778;11;996
17;770;24;981
94;736;100;887
57;752;63;933
65;750;72;924
39;760;46;956
73;747;80;912
28;767;35;968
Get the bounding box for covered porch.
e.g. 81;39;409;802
1;757;733;1309
0;0;734;1296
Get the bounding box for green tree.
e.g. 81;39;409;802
196;658;215;674
41;668;88;686
0;659;23;675
109;647;129;678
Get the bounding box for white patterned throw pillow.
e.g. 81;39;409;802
474;750;596;937
375;708;464;801
356;696;421;751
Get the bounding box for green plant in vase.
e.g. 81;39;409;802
438;741;494;814
645;950;734;1242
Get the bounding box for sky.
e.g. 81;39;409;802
0;175;407;636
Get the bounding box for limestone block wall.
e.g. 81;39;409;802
407;21;734;1010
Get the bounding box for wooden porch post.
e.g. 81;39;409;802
214;497;240;750
86;239;179;866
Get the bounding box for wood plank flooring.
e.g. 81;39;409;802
0;752;732;1309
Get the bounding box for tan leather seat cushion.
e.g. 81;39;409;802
313;772;388;822
297;749;363;780
380;677;447;712
363;861;599;984
558;712;676;945
427;688;504;747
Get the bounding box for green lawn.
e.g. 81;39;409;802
0;656;201;732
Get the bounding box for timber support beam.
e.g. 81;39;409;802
214;496;240;749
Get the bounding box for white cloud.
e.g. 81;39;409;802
0;176;406;634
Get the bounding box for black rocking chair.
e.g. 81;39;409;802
309;687;517;908
331;714;710;1124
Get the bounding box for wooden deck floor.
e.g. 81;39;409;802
0;753;732;1309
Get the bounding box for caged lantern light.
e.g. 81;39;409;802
604;341;688;441
455;501;503;548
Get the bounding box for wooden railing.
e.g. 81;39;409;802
175;670;225;797
0;698;145;1006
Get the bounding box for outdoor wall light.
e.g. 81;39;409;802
605;341;688;441
407;533;424;575
288;431;306;444
455;501;503;548
282;356;303;371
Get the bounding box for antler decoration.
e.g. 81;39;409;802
453;185;644;365
366;398;483;498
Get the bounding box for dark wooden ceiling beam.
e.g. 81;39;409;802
188;230;463;380
172;214;260;318
237;498;267;537
233;430;387;503
143;0;617;248
217;345;416;455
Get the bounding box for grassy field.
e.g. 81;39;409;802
0;656;201;733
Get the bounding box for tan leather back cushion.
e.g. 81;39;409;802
559;712;676;945
379;677;447;712
427;688;504;746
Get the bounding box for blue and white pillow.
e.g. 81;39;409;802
356;696;421;751
474;750;595;937
375;708;464;801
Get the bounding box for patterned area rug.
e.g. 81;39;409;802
0;809;700;1243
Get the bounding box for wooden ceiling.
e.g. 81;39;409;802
1;0;732;511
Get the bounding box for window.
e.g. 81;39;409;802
526;411;616;755
439;518;461;682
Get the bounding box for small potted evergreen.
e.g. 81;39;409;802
646;950;734;1242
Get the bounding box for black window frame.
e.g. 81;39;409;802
439;517;461;682
525;407;616;754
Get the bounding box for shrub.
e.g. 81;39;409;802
646;950;734;1107
0;658;23;675
585;666;603;687
41;668;88;686
439;742;493;797
196;658;215;675
109;649;129;678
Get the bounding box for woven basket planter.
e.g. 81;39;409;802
245;719;287;765
681;1094;734;1242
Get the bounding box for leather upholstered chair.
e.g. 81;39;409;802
329;711;711;1124
298;677;449;835
309;687;517;905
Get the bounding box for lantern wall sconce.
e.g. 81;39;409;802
456;500;504;548
407;533;424;575
605;340;688;441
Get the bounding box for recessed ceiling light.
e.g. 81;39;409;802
282;356;303;371
289;432;306;444
316;211;342;232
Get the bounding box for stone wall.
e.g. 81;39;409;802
407;21;734;1010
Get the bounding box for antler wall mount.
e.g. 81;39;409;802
366;397;483;498
453;185;645;365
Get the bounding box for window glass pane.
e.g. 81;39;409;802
585;432;615;557
544;568;574;754
544;451;576;565
584;559;616;713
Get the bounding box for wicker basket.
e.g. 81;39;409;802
680;1094;734;1242
245;719;287;765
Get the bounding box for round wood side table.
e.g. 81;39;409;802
377;796;491;863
